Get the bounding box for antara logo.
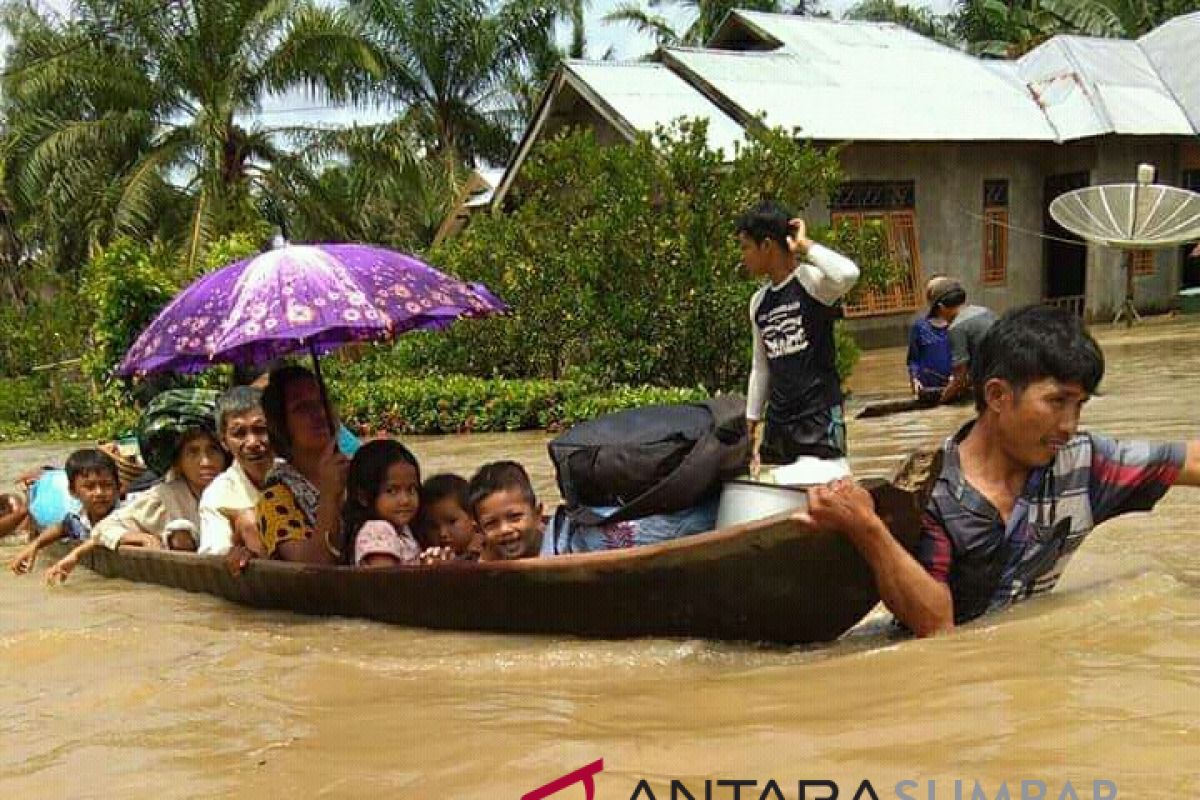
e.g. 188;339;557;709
523;759;605;800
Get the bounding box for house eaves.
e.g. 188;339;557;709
491;61;746;208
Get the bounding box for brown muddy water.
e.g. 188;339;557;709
1;319;1198;798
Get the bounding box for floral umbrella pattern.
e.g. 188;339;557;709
118;244;505;376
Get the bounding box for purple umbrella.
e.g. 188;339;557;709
119;244;505;377
118;244;505;430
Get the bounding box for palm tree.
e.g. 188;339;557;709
1042;0;1200;38
346;0;578;165
604;0;790;48
844;0;955;42
269;122;465;251
952;0;1066;56
2;0;381;271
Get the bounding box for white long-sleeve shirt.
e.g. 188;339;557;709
198;460;263;555
746;243;860;422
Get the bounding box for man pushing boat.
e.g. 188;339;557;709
736;201;860;476
809;304;1200;636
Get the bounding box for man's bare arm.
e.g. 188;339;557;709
807;481;954;637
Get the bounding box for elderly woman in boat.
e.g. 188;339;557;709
248;365;351;564
46;390;229;582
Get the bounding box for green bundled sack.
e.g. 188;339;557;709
136;389;220;476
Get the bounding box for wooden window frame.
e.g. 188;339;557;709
834;209;923;318
1131;249;1155;277
982;180;1009;286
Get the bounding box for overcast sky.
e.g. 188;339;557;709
5;0;959;127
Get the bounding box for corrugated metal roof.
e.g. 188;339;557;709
565;61;747;157
1016;35;1194;139
664;38;1057;141
1138;11;1200;132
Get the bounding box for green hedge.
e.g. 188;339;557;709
1;372;715;442
336;375;712;435
0;376;137;442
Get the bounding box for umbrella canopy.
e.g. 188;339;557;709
118;244;505;377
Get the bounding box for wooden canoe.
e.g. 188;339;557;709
76;479;925;644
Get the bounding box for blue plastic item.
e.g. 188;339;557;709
337;424;362;457
28;469;81;529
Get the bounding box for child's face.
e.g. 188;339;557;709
476;488;543;560
372;462;420;530
70;470;119;522
425;496;479;554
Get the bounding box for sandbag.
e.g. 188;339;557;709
548;395;748;525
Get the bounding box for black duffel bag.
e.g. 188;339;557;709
548;394;749;525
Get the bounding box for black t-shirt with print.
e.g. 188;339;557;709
753;274;842;425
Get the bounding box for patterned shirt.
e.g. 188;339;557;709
917;422;1184;624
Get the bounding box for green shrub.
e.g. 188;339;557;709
0;376;136;442
336;375;578;435
551;385;710;429
331;373;714;436
416;121;893;391
80;239;179;387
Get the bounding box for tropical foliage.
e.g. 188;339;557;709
847;0;1200;56
411;121;877;391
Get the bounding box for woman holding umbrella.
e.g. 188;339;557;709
114;242;506;565
253;365;351;564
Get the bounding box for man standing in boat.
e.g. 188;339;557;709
737;201;861;476
807;305;1200;636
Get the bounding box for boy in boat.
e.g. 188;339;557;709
808;304;1200;636
467;461;719;559
736;201;860;476
925;277;996;403
468;461;546;560
9;449;120;575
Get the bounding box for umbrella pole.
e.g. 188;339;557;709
307;340;337;437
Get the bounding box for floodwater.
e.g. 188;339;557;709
2;319;1198;798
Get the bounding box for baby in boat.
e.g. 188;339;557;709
416;473;483;561
340;439;423;568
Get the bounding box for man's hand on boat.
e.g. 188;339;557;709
802;478;877;534
226;509;266;575
803;478;954;638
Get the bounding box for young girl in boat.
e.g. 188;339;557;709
340;439;423;568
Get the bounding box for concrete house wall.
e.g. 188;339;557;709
825;141;1050;347
817;137;1194;346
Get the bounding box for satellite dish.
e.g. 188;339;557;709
1049;183;1200;249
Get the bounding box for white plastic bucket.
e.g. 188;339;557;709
716;480;810;529
715;457;852;529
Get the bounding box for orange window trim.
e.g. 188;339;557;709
1131;249;1155;277
982;207;1008;286
834;210;923;318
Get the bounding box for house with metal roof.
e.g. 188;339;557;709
484;10;1200;344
